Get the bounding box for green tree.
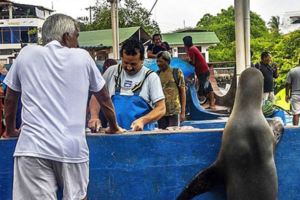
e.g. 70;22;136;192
247;30;300;91
80;0;160;35
196;6;268;44
195;6;268;61
195;6;300;91
268;16;280;33
273;30;300;90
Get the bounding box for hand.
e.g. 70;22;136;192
105;125;125;134
130;118;145;131
285;95;290;103
180;112;186;122
2;129;20;138
272;63;278;69
88;118;102;133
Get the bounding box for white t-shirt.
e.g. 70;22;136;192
103;64;164;106
286;66;300;95
4;41;105;163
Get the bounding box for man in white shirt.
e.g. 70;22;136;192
4;14;122;200
286;59;300;126
89;39;166;131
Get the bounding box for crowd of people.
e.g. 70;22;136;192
0;14;193;199
0;13;299;199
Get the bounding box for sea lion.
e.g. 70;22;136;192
177;68;280;200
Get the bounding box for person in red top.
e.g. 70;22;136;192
183;35;215;109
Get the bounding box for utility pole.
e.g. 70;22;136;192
107;0;120;59
85;6;96;24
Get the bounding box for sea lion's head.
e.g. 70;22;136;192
234;68;264;110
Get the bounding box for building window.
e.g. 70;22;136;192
0;26;38;44
177;47;185;54
196;46;202;52
177;47;186;59
28;27;38;43
12;28;21;43
20;29;29;43
2;28;11;43
290;16;300;24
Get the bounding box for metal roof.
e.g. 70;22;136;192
0;0;54;12
162;32;220;45
78;26;144;48
78;27;220;48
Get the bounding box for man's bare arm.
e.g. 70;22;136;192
4;87;20;137
88;95;101;132
147;50;156;59
92;86;122;133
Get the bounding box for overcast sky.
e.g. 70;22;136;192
14;0;300;33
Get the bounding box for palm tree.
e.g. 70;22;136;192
268;16;280;33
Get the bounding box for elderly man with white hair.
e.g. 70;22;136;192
4;14;123;200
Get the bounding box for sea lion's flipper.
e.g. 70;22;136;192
177;164;223;200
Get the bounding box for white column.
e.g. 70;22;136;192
244;0;251;69
205;52;209;63
110;0;120;59
234;0;248;83
9;4;13;19
201;45;209;63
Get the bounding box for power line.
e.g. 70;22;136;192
148;0;158;15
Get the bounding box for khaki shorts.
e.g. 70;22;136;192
291;95;300;115
13;156;89;200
